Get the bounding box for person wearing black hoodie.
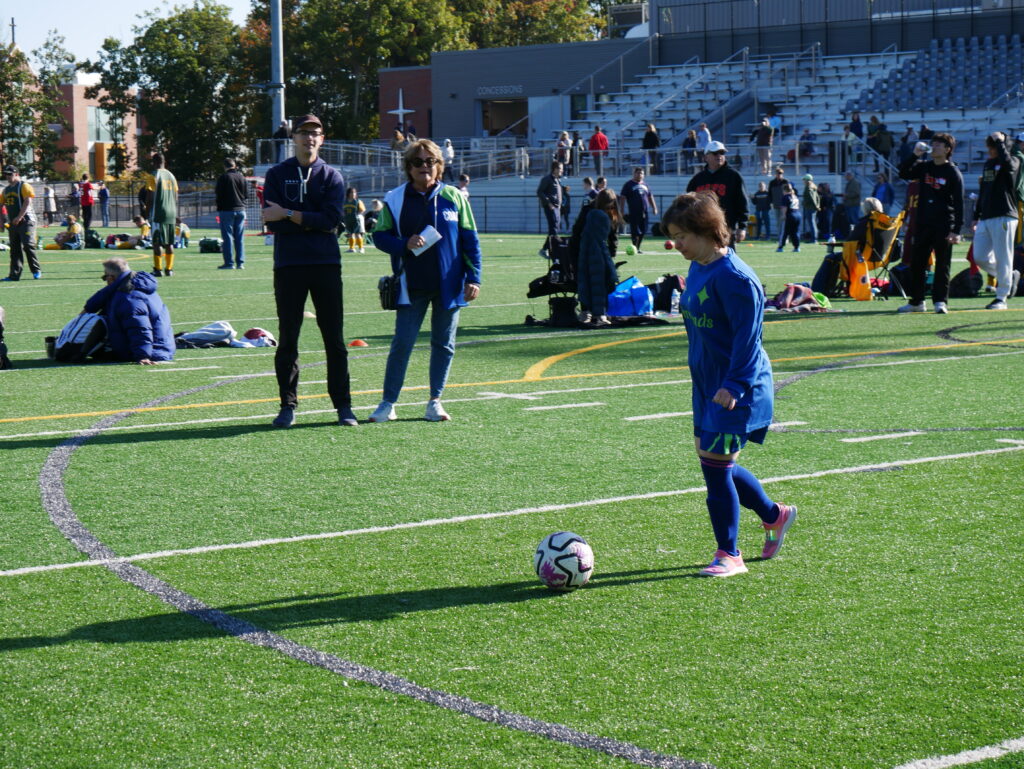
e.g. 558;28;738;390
262;114;357;427
686;141;748;245
972;131;1021;309
897;132;964;314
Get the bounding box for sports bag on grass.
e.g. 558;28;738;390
199;237;223;253
607;276;654;316
948;268;982;298
54;313;107;362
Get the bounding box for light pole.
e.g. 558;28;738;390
269;0;286;132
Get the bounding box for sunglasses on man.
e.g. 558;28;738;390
410;157;441;168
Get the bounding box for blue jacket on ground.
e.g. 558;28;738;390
264;157;345;268
373;182;482;310
682;249;773;435
84;270;175;362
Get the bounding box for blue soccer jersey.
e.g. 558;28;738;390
682;249;774;435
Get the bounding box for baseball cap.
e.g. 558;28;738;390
1016;131;1024;142
704;140;727;153
802;173;813;181
292;114;323;132
2;165;16;175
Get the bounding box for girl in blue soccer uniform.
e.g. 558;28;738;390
662;191;797;577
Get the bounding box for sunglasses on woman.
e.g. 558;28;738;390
410;158;441;167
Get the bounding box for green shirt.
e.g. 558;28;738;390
149;168;178;224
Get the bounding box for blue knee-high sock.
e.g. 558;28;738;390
700;457;740;556
733;464;779;524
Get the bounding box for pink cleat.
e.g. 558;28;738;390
761;504;797;560
699;550;748;578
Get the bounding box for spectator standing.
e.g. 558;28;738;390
342;187;367;253
272;120;290;163
849;112;864;143
750;118;774;175
261;113;357;428
682;129;699;171
972;131;1021;310
536;160;564;257
391;129;407;152
767;166;789;239
776;182;802;253
842;171;862;230
560;185;572;231
42;184;57;226
147;154;178;276
1;166;41;281
817;182;836;243
83;258;175;364
918;124;934;141
572;131;586;176
874;123;894;170
696;122;712;153
872;172;895;215
752;181;771;240
642;123;661;175
588;126;608;177
843;124;859;163
79;174;95;230
686;141;749;246
582;176;597;201
898;126;918;163
576;190;621;326
555;131;572;171
661;190;795;578
457;174;471;198
69;183;81;220
215;157;249;270
896;133;964;314
800;173;820;242
619;166;658;253
97;181;110;228
441;139;456;182
369;139;483;423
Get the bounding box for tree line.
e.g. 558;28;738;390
2;0;607;181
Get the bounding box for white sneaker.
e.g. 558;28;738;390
897;302;927;313
424;400;451;422
985;299;1008;310
368;401;396;422
591;314;611;326
577;311;592;324
934;301;948;314
984;283;997;293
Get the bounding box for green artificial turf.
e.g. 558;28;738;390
1;229;1022;769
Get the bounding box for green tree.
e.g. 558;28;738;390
0;36;78;178
82;38;140;179
455;0;604;49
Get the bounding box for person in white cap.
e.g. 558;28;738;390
686;141;749;245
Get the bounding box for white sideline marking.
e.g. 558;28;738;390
523;402;605;411
4;443;1022;578
891;735;1024;769
624;411;692;421
769;421;808;428
841;431;924;443
479;391;542;400
149;366;221;373
996;439;1024;445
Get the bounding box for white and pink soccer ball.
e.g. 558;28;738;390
534;531;594;592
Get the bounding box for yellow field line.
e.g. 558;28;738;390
3;336;1022;426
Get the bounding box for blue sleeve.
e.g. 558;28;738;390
718;275;766;400
263;167;291;235
123;300;155;361
84;285;113;314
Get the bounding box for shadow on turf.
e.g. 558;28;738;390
0;565;720;651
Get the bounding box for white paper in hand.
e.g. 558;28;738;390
412;225;442;256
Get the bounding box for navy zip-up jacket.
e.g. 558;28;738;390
264;157;345;268
84;270;175;362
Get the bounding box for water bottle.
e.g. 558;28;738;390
670;288;681;315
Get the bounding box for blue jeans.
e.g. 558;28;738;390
802;210;818;242
219;210;246;266
845;206;861;233
382;291;461;403
755;209;771;239
100;201;110;227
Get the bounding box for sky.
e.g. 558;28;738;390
6;0;253;66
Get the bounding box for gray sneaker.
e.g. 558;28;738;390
424;400;451;422
934;301;948;314
368;401;396;423
1010;269;1021;299
897;302;927;313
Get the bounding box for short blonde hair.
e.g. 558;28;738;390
403;139;444;184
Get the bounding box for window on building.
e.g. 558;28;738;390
87;106;118;143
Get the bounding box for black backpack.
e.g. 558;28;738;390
0;306;11;370
54;313;107;362
85;229;103;249
948;268;982;298
811;252;843;298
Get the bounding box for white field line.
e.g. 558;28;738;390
0;379;693;441
4;443;1022;578
769;421;808;428
996;439;1024;445
148;366;221;373
624;412;692;421
841;431;924;443
891;736;1024;769
523;402;605;411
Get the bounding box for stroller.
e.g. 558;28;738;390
526;236;579;326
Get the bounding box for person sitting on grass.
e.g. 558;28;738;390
112;215;152;249
661;190;796;578
174;218;190;249
83;257;175;365
53;214;84;250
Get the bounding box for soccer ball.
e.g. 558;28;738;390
534;531;594;592
624;244;637;256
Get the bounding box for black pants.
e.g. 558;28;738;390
908;227;953;305
274;264;351;410
628;211;648;248
7;221;40;279
82;204;93;230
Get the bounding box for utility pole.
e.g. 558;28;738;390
269;0;286;133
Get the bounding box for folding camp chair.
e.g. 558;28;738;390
839;209;905;300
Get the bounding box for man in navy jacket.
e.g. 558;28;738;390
84;258;174;364
262;114;357;427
